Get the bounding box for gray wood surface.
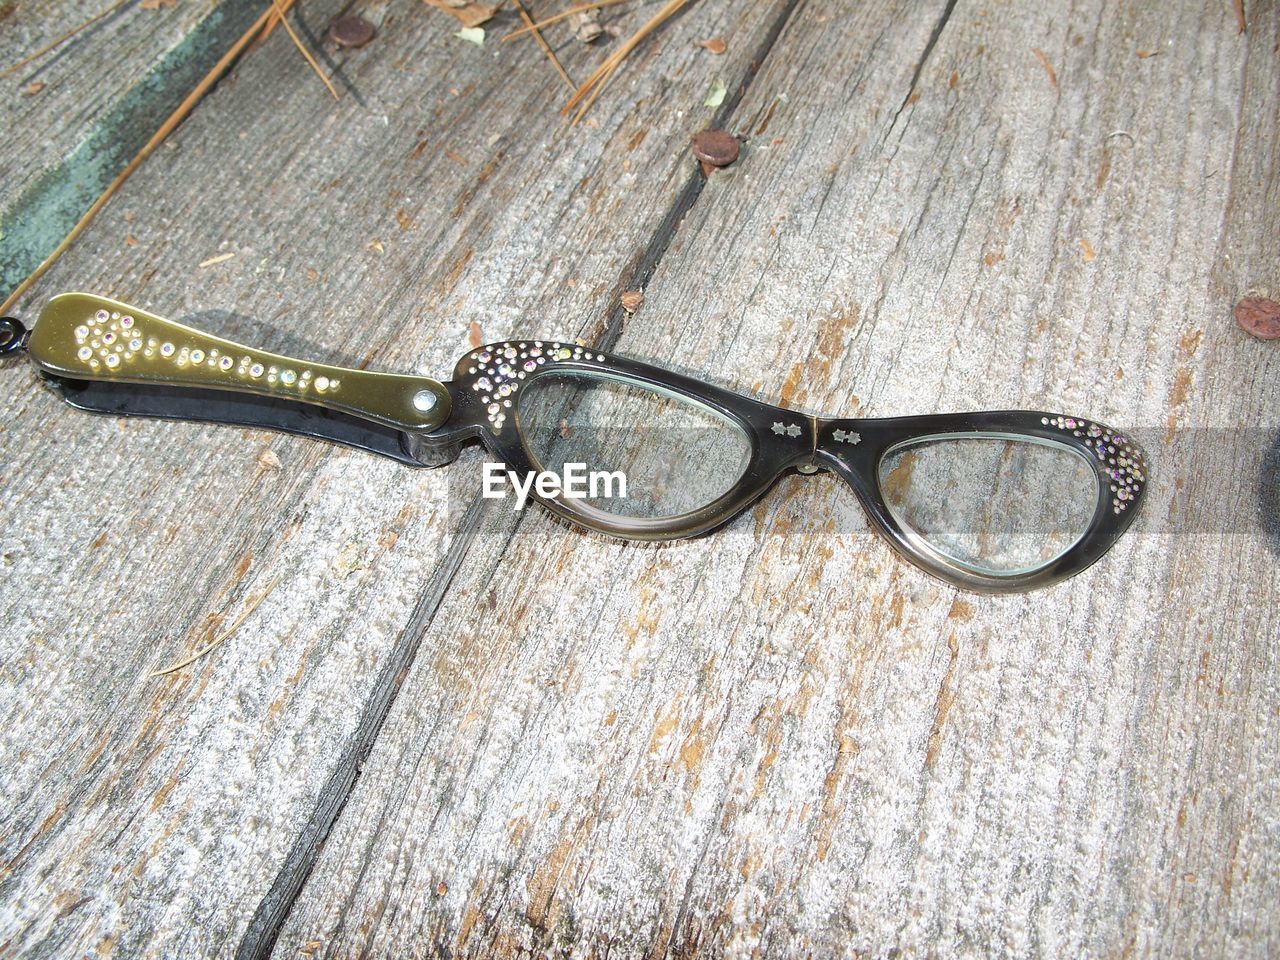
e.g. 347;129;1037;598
2;0;1278;957
272;0;1280;956
0;0;267;301
0;0;800;956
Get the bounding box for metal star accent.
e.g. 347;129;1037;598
832;429;861;444
771;422;786;435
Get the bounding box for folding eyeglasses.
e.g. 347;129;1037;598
1;293;1147;592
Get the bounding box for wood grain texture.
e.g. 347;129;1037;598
271;0;1280;957
0;0;268;300
0;0;793;955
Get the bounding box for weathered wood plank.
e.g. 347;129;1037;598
0;1;794;956
271;0;1280;956
0;0;269;301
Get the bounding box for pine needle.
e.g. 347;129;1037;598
149;576;280;677
1;0;133;79
0;2;289;316
513;0;575;91
562;0;692;124
272;0;339;100
1030;46;1058;89
198;251;236;268
501;0;632;42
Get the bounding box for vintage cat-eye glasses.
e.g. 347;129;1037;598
1;293;1147;592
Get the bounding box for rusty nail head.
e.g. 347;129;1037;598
1235;296;1280;340
329;15;375;48
691;129;740;168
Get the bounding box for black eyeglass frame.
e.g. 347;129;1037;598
433;341;1146;592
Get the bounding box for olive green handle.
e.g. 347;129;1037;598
27;293;451;432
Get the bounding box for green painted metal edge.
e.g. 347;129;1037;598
0;0;267;301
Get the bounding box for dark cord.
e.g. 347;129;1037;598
0;317;29;356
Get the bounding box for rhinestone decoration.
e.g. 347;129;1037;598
71;309;338;397
460;339;601;432
771;421;803;438
1043;415;1146;514
832;428;861;444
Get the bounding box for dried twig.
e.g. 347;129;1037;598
502;0;631;42
0;3;292;316
2;0;133;78
513;0;575;90
272;0;339;99
562;0;692;123
149;576;280;677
